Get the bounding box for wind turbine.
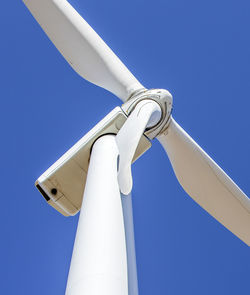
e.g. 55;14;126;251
23;0;250;294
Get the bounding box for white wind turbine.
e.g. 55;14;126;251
23;1;250;294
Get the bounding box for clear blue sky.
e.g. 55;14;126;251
1;0;249;294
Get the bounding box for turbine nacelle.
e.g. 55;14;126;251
35;106;153;216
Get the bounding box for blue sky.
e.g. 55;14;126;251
1;0;250;294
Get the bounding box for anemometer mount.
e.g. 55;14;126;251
122;88;173;139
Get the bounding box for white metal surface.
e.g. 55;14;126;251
121;89;173;139
35;107;151;216
66;135;128;295
117;100;162;195
157;117;250;246
23;0;143;101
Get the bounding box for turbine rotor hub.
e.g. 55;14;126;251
122;88;173;139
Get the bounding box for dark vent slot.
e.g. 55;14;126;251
36;184;51;202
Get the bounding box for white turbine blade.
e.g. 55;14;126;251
66;135;128;294
116;100;162;195
121;193;139;295
23;0;143;101
157;117;250;246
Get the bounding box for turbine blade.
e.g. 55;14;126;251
116;100;161;195
23;0;144;101
157;117;250;246
121;193;139;295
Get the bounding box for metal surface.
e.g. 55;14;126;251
36;107;151;216
66;135;128;294
122;88;173;139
